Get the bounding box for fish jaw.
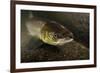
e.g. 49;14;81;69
41;35;73;46
56;38;73;45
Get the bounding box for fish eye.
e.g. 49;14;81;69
54;34;57;38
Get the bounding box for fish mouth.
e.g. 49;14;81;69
55;38;73;45
43;38;73;46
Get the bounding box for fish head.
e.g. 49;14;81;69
41;21;74;45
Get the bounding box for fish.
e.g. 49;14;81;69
25;14;73;46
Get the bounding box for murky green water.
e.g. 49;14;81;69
21;10;89;63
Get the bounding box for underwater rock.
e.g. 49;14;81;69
21;40;89;62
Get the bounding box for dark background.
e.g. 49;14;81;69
21;10;89;62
